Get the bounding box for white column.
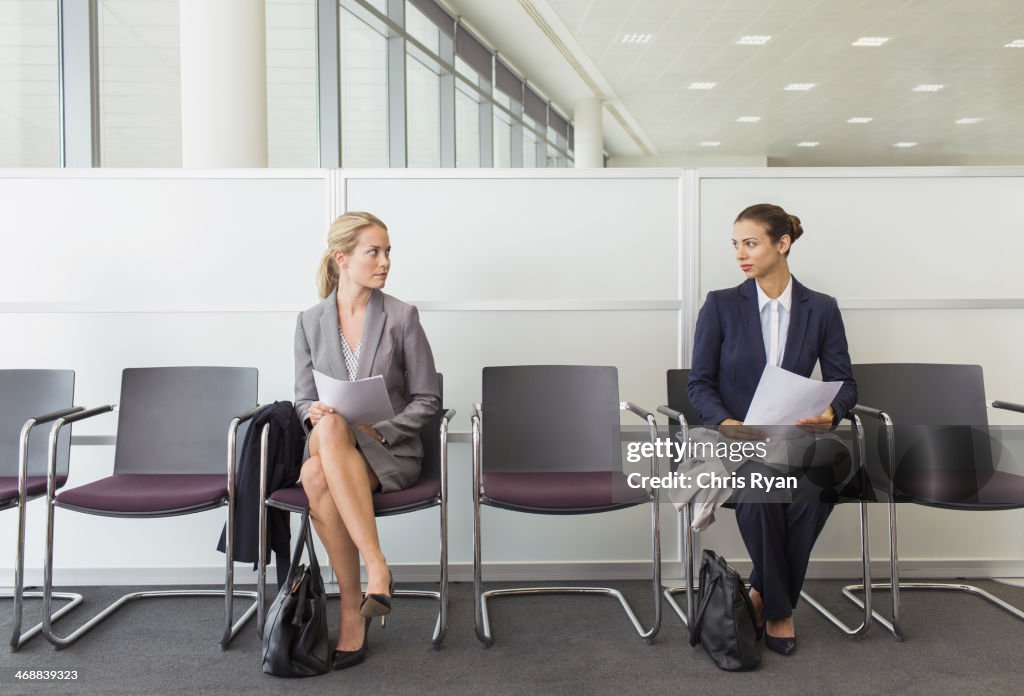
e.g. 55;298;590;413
179;0;267;167
573;98;604;168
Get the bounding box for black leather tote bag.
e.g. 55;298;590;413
688;549;761;671
261;514;330;677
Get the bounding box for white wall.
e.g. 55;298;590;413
1;167;1022;586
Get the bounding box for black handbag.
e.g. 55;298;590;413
688;549;761;671
261;514;331;677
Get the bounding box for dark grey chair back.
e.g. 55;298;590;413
853;363;994;505
113;367;257;475
481;365;620;473
668;369;701;425
0;369;74;479
418;374;443;480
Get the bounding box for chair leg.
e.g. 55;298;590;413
474;497;662;646
800;499;872;637
663;503;697;626
42;499;257;650
220;485;258;648
843;495;904;640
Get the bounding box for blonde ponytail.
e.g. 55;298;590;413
316;211;388;298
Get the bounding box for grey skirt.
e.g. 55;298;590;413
302;428;421;493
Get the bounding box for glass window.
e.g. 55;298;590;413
455;79;480;167
522;126;537;168
0;0;60;166
455;55;477;83
341;6;389;167
404;1;439;54
406;51;440;167
266;0;318;167
493;108;511;168
98;0;182;167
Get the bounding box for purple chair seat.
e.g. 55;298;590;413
0;475;67;506
482;471;650;512
896;469;1024;510
268;476;442;514
55;474;228;514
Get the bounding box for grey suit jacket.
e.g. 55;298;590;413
294;289;440;459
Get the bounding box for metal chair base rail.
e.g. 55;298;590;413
41;588;258;650
843;581;1024;638
476;585;658;647
7;590;83;650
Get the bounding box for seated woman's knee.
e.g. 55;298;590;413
300;457;328;497
315;412;356;446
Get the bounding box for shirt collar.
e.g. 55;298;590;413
756;276;793;313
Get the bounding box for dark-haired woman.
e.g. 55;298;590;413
687;204;857;655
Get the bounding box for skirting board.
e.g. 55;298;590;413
5;559;1024;587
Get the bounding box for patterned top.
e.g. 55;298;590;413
339;329;360;381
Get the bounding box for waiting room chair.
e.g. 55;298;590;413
1;369;84;650
658;368;873;638
41;366;260;649
846;363;1024;641
256;374;454;647
472;365;662;646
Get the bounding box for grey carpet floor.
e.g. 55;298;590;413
1;579;1022;696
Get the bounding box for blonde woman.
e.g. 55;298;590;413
294;211;440;669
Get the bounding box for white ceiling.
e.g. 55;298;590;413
5;0;1024;167
482;0;1024;165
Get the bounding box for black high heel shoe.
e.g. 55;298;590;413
764;632;797;656
359;568;394;628
332;617;371;670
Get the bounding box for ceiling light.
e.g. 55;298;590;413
620;33;653;44
912;84;944;92
689;82;716;90
736;116;761;123
700;141;721;147
797;142;819;147
852;37;890;47
893;142;918;148
737;35;771;45
847;117;873;123
956;118;982;124
784;83;816;91
1004;39;1024;48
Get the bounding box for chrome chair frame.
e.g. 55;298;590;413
6;406;85;650
40;404;260;650
255;408;456;647
843;400;1024;641
657;405;873;638
472;401;662;646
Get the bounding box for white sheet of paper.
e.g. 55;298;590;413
742;364;843;426
312;371;395;425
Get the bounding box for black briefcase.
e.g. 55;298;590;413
688;549;761;671
261;515;330;677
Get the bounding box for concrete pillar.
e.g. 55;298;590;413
573;98;603;168
179;0;267;167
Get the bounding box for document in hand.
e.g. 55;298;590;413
742;364;842;426
312;371;395;425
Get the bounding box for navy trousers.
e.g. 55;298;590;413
731;438;854;621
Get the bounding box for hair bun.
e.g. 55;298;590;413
788;214;804;242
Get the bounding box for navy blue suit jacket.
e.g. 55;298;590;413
687;277;857;427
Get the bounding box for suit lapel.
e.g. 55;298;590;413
356;290;386;380
781;277;810;371
319;290;349;381
738;279;767;374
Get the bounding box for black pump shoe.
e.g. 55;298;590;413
764;633;797;656
359;568;394;628
332;617;372;670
